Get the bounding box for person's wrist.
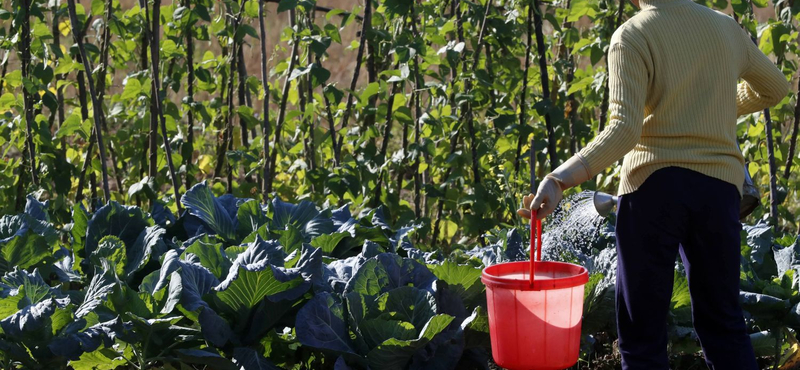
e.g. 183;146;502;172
544;173;567;191
549;155;591;190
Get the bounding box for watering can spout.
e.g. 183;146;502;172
593;191;618;217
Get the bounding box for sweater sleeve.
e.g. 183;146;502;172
736;29;790;116
576;41;649;177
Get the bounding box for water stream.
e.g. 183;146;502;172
537;190;613;271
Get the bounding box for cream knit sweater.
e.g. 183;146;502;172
575;0;790;196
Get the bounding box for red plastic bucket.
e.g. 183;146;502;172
481;215;589;370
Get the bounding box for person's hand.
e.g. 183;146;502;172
516;155;591;220
517;193;536;219
516;175;564;220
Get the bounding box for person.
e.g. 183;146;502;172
516;0;790;368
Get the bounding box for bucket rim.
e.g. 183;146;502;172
481;261;589;291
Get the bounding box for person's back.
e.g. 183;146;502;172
575;0;789;196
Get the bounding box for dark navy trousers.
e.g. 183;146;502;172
615;167;758;369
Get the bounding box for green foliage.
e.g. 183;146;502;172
0;0;799;367
0;188;500;369
0;185;798;368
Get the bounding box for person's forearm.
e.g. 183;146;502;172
736;79;789;116
736;29;790;116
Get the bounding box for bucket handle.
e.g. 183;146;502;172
529;212;542;287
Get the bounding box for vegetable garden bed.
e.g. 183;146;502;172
2;184;799;369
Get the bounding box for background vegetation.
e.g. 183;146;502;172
0;0;799;368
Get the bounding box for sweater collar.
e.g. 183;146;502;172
638;0;689;10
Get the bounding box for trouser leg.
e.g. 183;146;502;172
615;168;687;370
678;174;758;370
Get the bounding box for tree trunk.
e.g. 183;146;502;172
75;66;94;205
213;12;231;178
532;0;558;171
267;9;301;194
14;152;28;212
784;75;800;179
306;26;318;171
139;32;150;183
237;46;251;152
68;0;112;203
363;0;378;132
20;0;39;186
297;20;311;172
460;0;492;186
223;40;238;193
97;0;125;194
410;3;425;219
372;71;403;206
336;0;371;156
74;32;94;205
433;0;467;245
259;0;270;200
143;0;183;211
740;10;779;225
319;58;340;168
432;132;461;245
50;8;65;143
0;25;12;97
184;0;196;189
233;2;253;185
90;172;99;211
396;88;410;198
